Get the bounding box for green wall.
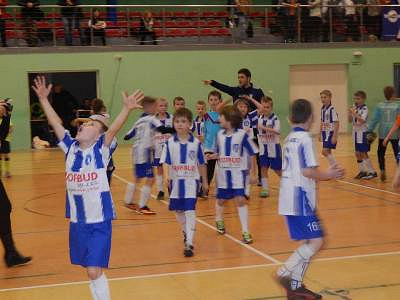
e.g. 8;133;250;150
0;46;398;150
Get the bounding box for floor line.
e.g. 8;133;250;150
337;179;400;196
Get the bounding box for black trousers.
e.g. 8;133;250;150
0;19;6;46
207;159;217;185
0;179;12;236
377;139;399;171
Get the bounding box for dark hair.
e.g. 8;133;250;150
141;96;157;107
196;100;207;107
91;98;105;114
290;99;313;124
220;105;242;129
261;96;273;105
208;90;222;100
173;107;193;123
354;90;367;99
384;86;395;100
173;96;185;105
238;68;251;78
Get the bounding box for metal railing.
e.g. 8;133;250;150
0;4;399;47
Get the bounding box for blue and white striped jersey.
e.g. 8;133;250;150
279;128;318;216
321;104;339;139
257;113;281;157
192;115;206;138
216;129;258;189
59;131;117;224
240;110;258;138
154;113;173;159
124;113;163;164
352;104;368;143
160;134;205;199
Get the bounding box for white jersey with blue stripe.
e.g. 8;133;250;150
240;110;258;138
352;104;368;143
279;128;318;216
257;113;280;157
125;113;163;164
321;104;339;137
216;129;259;189
154;113;173;159
58;131;117;224
160;134;205;199
192;115;205;138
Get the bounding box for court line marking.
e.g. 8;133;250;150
1;250;400;292
337;179;400;196
112;173;281;264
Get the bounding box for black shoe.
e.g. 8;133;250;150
157;191;164;200
5;252;32;268
362;172;378;180
183;244;194;257
287;285;322;299
354;171;367;179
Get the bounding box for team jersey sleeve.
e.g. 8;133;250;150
359;107;368;121
124;125;136;140
58;130;75;154
243;133;259;156
299;135;318;169
274;117;281;133
331;107;339;122
197;141;206;165
160;140;171;165
249;110;258;127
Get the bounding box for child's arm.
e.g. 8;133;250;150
216;99;231;113
199;164;209;195
203;80;235;97
302;164;345;181
383;120;399;146
332;121;339;144
392;164;400;190
32;76;65;141
105;90;144;147
241;95;263;111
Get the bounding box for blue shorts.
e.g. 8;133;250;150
134;163;154;178
152;158;161;167
69;220;112;268
354;132;370;153
285;215;324;241
322;132;337;149
217;188;246;200
169;198;197;211
259;155;282;170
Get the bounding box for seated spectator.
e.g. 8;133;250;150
58;0;84;46
0;0;7;47
85;9;106;46
139;10;156;45
17;0;42;47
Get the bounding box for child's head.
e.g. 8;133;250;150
173;107;193;134
93;9;100;17
234;98;249;117
261;96;273;115
173;96;185;111
353;90;366;106
290;99;313;129
141;96;158;114
76;114;108;144
384;86;395;100
207;90;222;111
156;97;168;114
219;105;242;130
320;90;332;106
91;98;106;115
196;100;207;116
237;68;251;87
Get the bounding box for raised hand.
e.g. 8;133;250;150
32;76;52;100
122;90;144;111
202;80;211;85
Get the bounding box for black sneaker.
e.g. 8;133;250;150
157;191;164;200
354;171;367;179
362;172;378;180
287;285;322;299
183;244;194;257
139;206;156;215
5;252;32;268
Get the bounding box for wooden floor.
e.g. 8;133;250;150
1;134;400;299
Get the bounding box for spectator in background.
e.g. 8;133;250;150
366;0;381;40
85;8;106;46
235;0;252;43
51;83;79;135
18;0;41;47
0;0;8;47
343;0;358;41
139;10;156;45
280;0;299;42
307;0;322;42
58;0;84;46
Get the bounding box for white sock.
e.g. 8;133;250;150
175;211;186;233
357;160;364;172
90;273;110;300
184;210;196;246
327;154;337;166
156;175;163;192
89;281;99;300
139;185;152;208
364;158;375;173
215;202;224;222
124;183;135;205
237;205;249;233
261;177;269;190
